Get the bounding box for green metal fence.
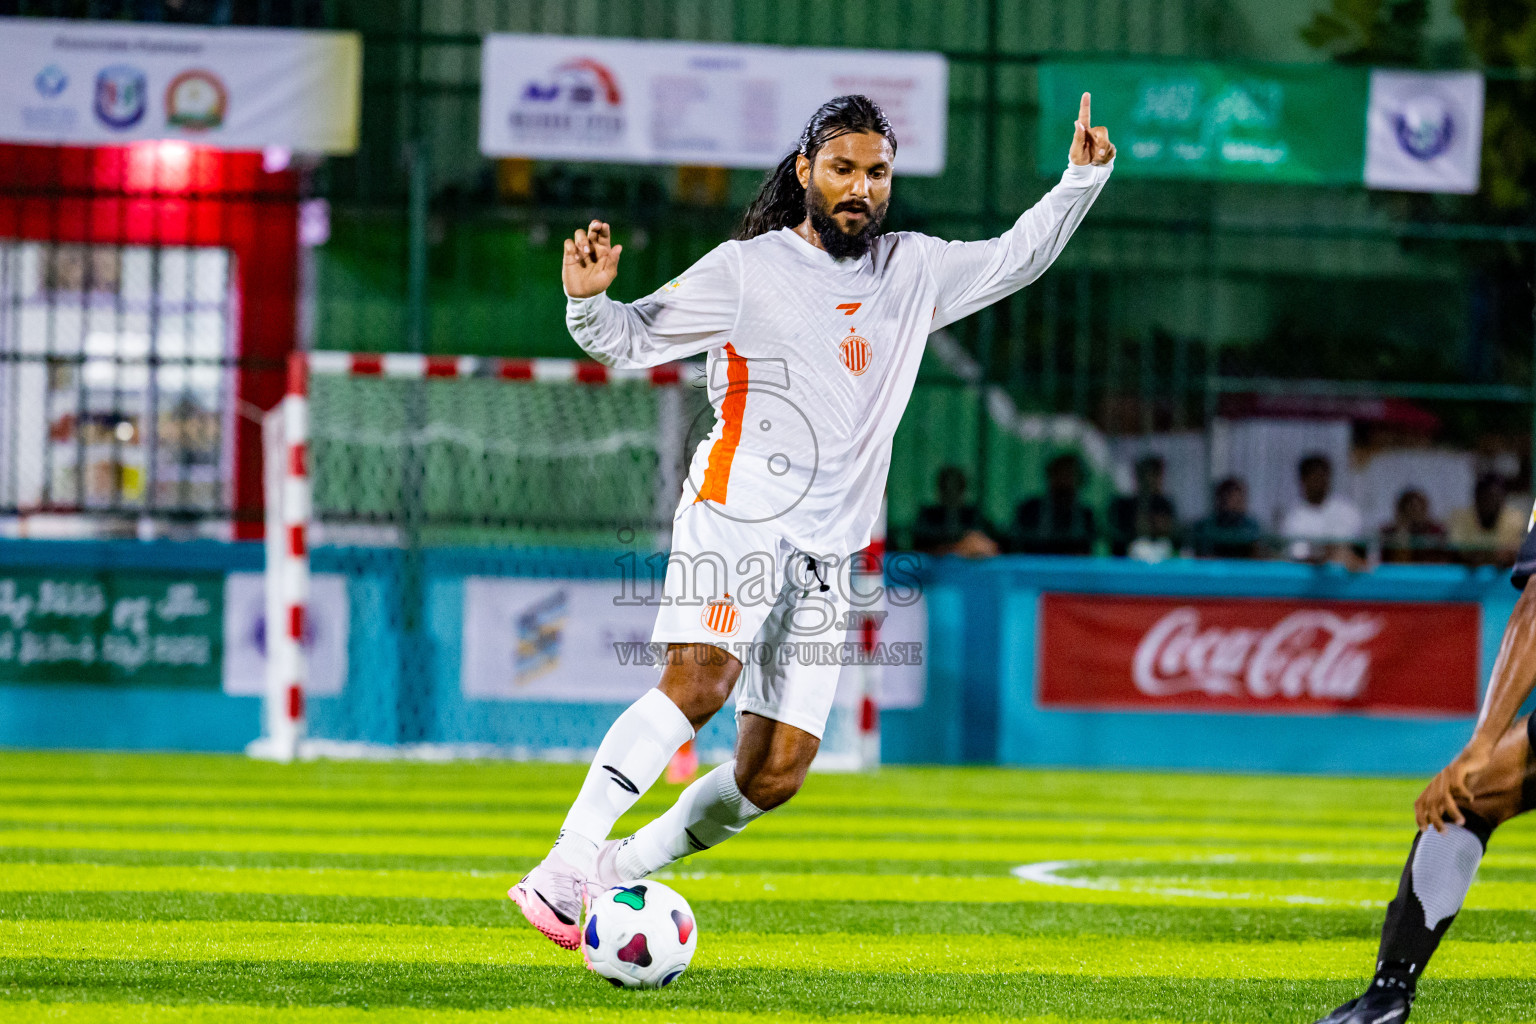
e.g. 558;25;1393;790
9;0;1536;546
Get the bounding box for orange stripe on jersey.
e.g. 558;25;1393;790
696;343;748;504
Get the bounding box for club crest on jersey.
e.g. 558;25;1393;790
701;593;740;636
839;329;872;376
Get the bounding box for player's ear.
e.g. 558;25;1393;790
795;153;811;190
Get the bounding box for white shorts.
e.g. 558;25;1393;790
652;502;852;740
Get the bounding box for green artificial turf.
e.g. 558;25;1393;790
1;752;1534;1021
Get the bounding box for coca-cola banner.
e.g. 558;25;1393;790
1039;594;1479;715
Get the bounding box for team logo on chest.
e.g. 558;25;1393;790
835;302;872;376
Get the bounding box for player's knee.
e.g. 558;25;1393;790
659;645;741;723
1465;727;1536;830
688;672;735;712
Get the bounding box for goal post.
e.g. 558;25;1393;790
252;350;883;770
248;357;309;763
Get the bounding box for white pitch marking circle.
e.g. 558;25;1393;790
1010;859;1379;909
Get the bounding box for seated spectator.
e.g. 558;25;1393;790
911;465;999;558
1188;477;1264;559
1109;454;1179;557
1380;488;1448;563
1448;473;1525;567
1011;453;1097;555
1280;453;1364;567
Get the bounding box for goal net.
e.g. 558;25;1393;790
252;351;882;771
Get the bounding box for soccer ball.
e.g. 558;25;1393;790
582;880;697;989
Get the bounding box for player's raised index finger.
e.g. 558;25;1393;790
1078;92;1091;128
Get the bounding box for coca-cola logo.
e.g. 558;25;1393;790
1131;607;1383;702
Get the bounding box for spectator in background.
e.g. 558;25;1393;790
1188;476;1264;559
1280;453;1364;567
1109;454;1179;557
1011;453;1097;555
1448;473;1525;567
1379;487;1448;564
911;465;999;558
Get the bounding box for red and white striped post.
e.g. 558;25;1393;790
853;499;885;769
251;353;688;761
257;353;312;762
303;350;684;386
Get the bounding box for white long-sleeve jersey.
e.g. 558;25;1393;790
566;160;1113;557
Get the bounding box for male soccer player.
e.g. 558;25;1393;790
511;92;1115;949
1314;521;1536;1022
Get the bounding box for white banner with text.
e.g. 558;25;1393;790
480;34;948;174
0;17;360;152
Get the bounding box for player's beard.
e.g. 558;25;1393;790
806;181;887;260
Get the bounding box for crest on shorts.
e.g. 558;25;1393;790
839;329;871;376
701;593;741;636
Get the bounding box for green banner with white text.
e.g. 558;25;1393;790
1039;61;1368;184
0;570;223;687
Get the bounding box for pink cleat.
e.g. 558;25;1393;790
509;853;589;950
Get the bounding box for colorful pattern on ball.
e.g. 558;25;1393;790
582;879;697;989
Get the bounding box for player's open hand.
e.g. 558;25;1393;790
1068;92;1115;167
1415;737;1491;832
563;219;623;299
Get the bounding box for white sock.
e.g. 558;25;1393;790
616;760;765;879
552;688;694;875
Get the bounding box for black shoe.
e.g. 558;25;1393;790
1313;986;1413;1024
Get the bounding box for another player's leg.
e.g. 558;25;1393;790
510;644;740;948
1315;714;1534;1023
601;711;818;882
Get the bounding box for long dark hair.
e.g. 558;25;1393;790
734;95;898;240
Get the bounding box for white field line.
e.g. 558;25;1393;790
1010;858;1382;909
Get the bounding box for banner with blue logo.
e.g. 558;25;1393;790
1364;70;1484;194
1040;62;1484;195
0;17;360;153
479;34;949;175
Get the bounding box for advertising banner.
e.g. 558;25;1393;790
461;577;679;703
0;569;222;687
1038;60;1368;184
459;576;928;708
480;34;948;174
221;572;349;698
1364;70;1483;194
1038;593;1478;715
0;17;360;152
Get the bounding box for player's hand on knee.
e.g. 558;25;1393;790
1415;739;1490;832
1068;92;1116;167
562;219;623;298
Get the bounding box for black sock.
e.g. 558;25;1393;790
1373;810;1493;995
